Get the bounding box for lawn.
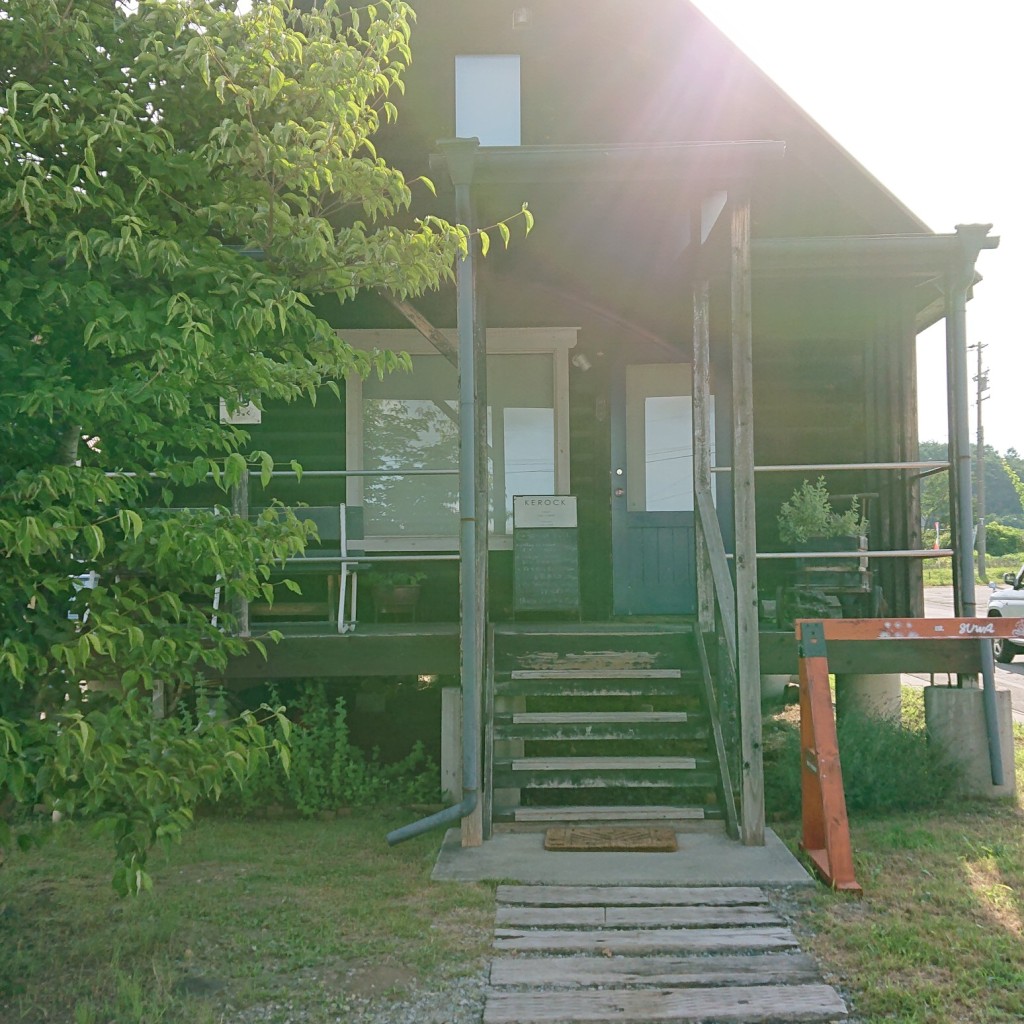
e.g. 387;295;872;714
1;723;1022;1023
922;552;1024;587
771;717;1024;1024
0;810;494;1023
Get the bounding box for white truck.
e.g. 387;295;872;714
987;564;1024;663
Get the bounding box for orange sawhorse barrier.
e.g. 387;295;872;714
796;620;861;894
795;615;1016;894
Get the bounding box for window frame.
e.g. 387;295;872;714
344;327;577;551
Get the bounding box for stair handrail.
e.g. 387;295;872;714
693;629;739;839
694;487;738;672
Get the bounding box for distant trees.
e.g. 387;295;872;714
919;442;1024;535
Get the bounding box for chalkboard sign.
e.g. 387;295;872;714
513;496;581;617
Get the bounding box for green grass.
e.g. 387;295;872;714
4;712;1023;1024
0;810;493;1023
772;716;1024;1023
922;551;1024;587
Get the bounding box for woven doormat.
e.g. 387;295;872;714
543;826;678;852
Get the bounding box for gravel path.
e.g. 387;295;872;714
221;969;490;1024
345;972;488;1024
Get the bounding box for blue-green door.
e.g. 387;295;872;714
611;363;714;616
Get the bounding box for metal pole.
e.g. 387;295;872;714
972;342;988;582
230;472;250;638
946;228;1003;784
387;138;483;846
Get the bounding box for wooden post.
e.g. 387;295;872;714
692;278;715;635
902;304;925;616
730;190;764;846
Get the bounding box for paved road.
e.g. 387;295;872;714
906;585;1024;723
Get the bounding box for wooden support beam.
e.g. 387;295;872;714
375;289;459;367
695;629;739;840
694;489;737;669
730;191;764;847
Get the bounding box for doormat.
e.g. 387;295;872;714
543;826;678;852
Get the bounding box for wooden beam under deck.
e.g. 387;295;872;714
223;621;982;683
224;623;460;681
760;630;981;676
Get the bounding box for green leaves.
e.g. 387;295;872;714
473;202;536;259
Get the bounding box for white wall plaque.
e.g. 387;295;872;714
219;398;262;425
513;494;577;529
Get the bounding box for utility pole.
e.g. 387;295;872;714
970;342;990;581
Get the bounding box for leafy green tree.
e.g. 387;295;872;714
919;441;1024;534
0;0;471;890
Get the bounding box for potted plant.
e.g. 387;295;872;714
777;477;865;550
368;569;427;619
775;478;871;623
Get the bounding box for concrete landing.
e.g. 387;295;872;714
432;827;812;886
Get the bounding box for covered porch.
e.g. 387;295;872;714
225;139;996;853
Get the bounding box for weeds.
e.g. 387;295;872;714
225;683;439;817
763;688;956;820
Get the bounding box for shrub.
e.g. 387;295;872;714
983;522;1024;557
225;683;439;817
763;693;956;820
777;477;864;545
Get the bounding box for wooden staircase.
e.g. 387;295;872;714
487;624;736;830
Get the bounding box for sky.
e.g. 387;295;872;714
692;0;1021;454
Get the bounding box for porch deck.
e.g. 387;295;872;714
225;619;983;681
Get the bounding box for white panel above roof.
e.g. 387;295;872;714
456;54;521;146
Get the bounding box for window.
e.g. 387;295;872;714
345;329;576;549
625;364;716;514
455;55;521;146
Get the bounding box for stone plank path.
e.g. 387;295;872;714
484;885;847;1024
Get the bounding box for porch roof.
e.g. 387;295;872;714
752;226;999;279
430;140;786;186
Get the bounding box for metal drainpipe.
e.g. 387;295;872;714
387;140;481;846
946;231;1003;786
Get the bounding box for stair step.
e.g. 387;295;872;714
511;669;682;679
488;950;820;988
511;805;706;822
495;904;784;929
492;624;695;636
496;675;697;698
512;756;696;771
483;983;847;1023
496;757;715;789
495;711;701;743
514;711;690;724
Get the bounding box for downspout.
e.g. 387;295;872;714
387;139;482;845
945;224;1003;786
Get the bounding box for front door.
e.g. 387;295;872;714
611;363;714;615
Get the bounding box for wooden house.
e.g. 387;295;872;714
226;1;997;847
